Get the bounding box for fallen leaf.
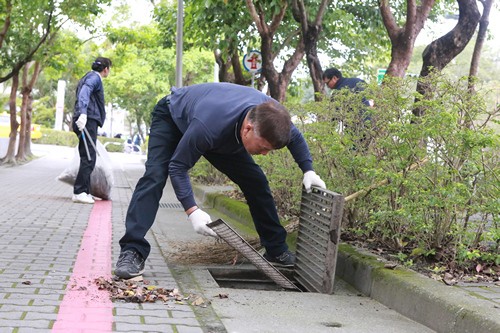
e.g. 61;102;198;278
192;296;205;306
443;273;457;286
384;263;398;269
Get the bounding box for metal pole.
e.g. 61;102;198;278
175;0;184;87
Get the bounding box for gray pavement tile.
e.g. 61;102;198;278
114;323;175;332
176;326;205;333
0;319;52;329
144;316;200;326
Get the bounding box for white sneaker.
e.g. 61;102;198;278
72;192;95;204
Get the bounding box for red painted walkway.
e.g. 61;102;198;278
52;201;113;333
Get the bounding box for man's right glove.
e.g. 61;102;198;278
76;114;87;131
188;209;218;238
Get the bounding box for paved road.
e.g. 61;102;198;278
0;143;457;332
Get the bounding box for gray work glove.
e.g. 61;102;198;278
76;114;87;131
188;209;218;238
302;170;326;193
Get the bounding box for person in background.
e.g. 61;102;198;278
323;67;373;108
72;57;112;204
323;67;374;148
114;82;326;279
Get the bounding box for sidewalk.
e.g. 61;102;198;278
0;144;497;332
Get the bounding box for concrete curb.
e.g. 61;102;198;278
194;184;500;333
336;246;500;333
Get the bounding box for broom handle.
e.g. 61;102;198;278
83;127;101;157
344;157;429;202
81;131;91;161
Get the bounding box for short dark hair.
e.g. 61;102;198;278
322;68;342;80
92;57;112;72
248;101;291;149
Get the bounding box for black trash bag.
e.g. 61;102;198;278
57;140;114;200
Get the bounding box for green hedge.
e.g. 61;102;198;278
33;128;125;152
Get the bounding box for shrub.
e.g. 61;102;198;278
192;73;500;271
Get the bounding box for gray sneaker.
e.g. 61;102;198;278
264;250;296;268
115;250;145;279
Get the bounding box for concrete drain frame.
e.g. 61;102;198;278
207;186;344;294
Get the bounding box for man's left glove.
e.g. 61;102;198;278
76;114;87;131
302;170;326;193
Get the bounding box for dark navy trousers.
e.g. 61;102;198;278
73;118;98;195
119;96;288;259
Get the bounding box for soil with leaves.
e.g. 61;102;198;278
342;234;499;286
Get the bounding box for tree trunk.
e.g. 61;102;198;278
380;0;435;78
246;0;305;102
468;0;493;91
24;93;34;156
214;42;251;86
230;51;250;86
214;50;231;83
415;0;481;116
292;0;330;101
17;61;41;161
419;0;480;77
1;73;19;164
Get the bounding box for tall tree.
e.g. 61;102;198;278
415;0;481;116
246;0;305;102
0;0;111;163
379;0;436;78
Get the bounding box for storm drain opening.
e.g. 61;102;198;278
207;265;300;291
207;187;343;294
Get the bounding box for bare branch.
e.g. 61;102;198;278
379;0;400;41
245;0;265;33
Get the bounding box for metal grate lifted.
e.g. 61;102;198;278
207;219;300;291
207;186;344;294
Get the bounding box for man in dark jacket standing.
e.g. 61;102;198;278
72;57;112;204
115;82;326;279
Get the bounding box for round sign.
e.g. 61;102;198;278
243;50;262;73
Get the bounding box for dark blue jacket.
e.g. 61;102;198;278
73;71;106;127
168;83;313;209
334;77;370;107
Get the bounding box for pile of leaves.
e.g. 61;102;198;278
94;277;210;306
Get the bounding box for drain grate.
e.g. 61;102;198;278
295;187;344;294
207;219;300;291
159;202;183;209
